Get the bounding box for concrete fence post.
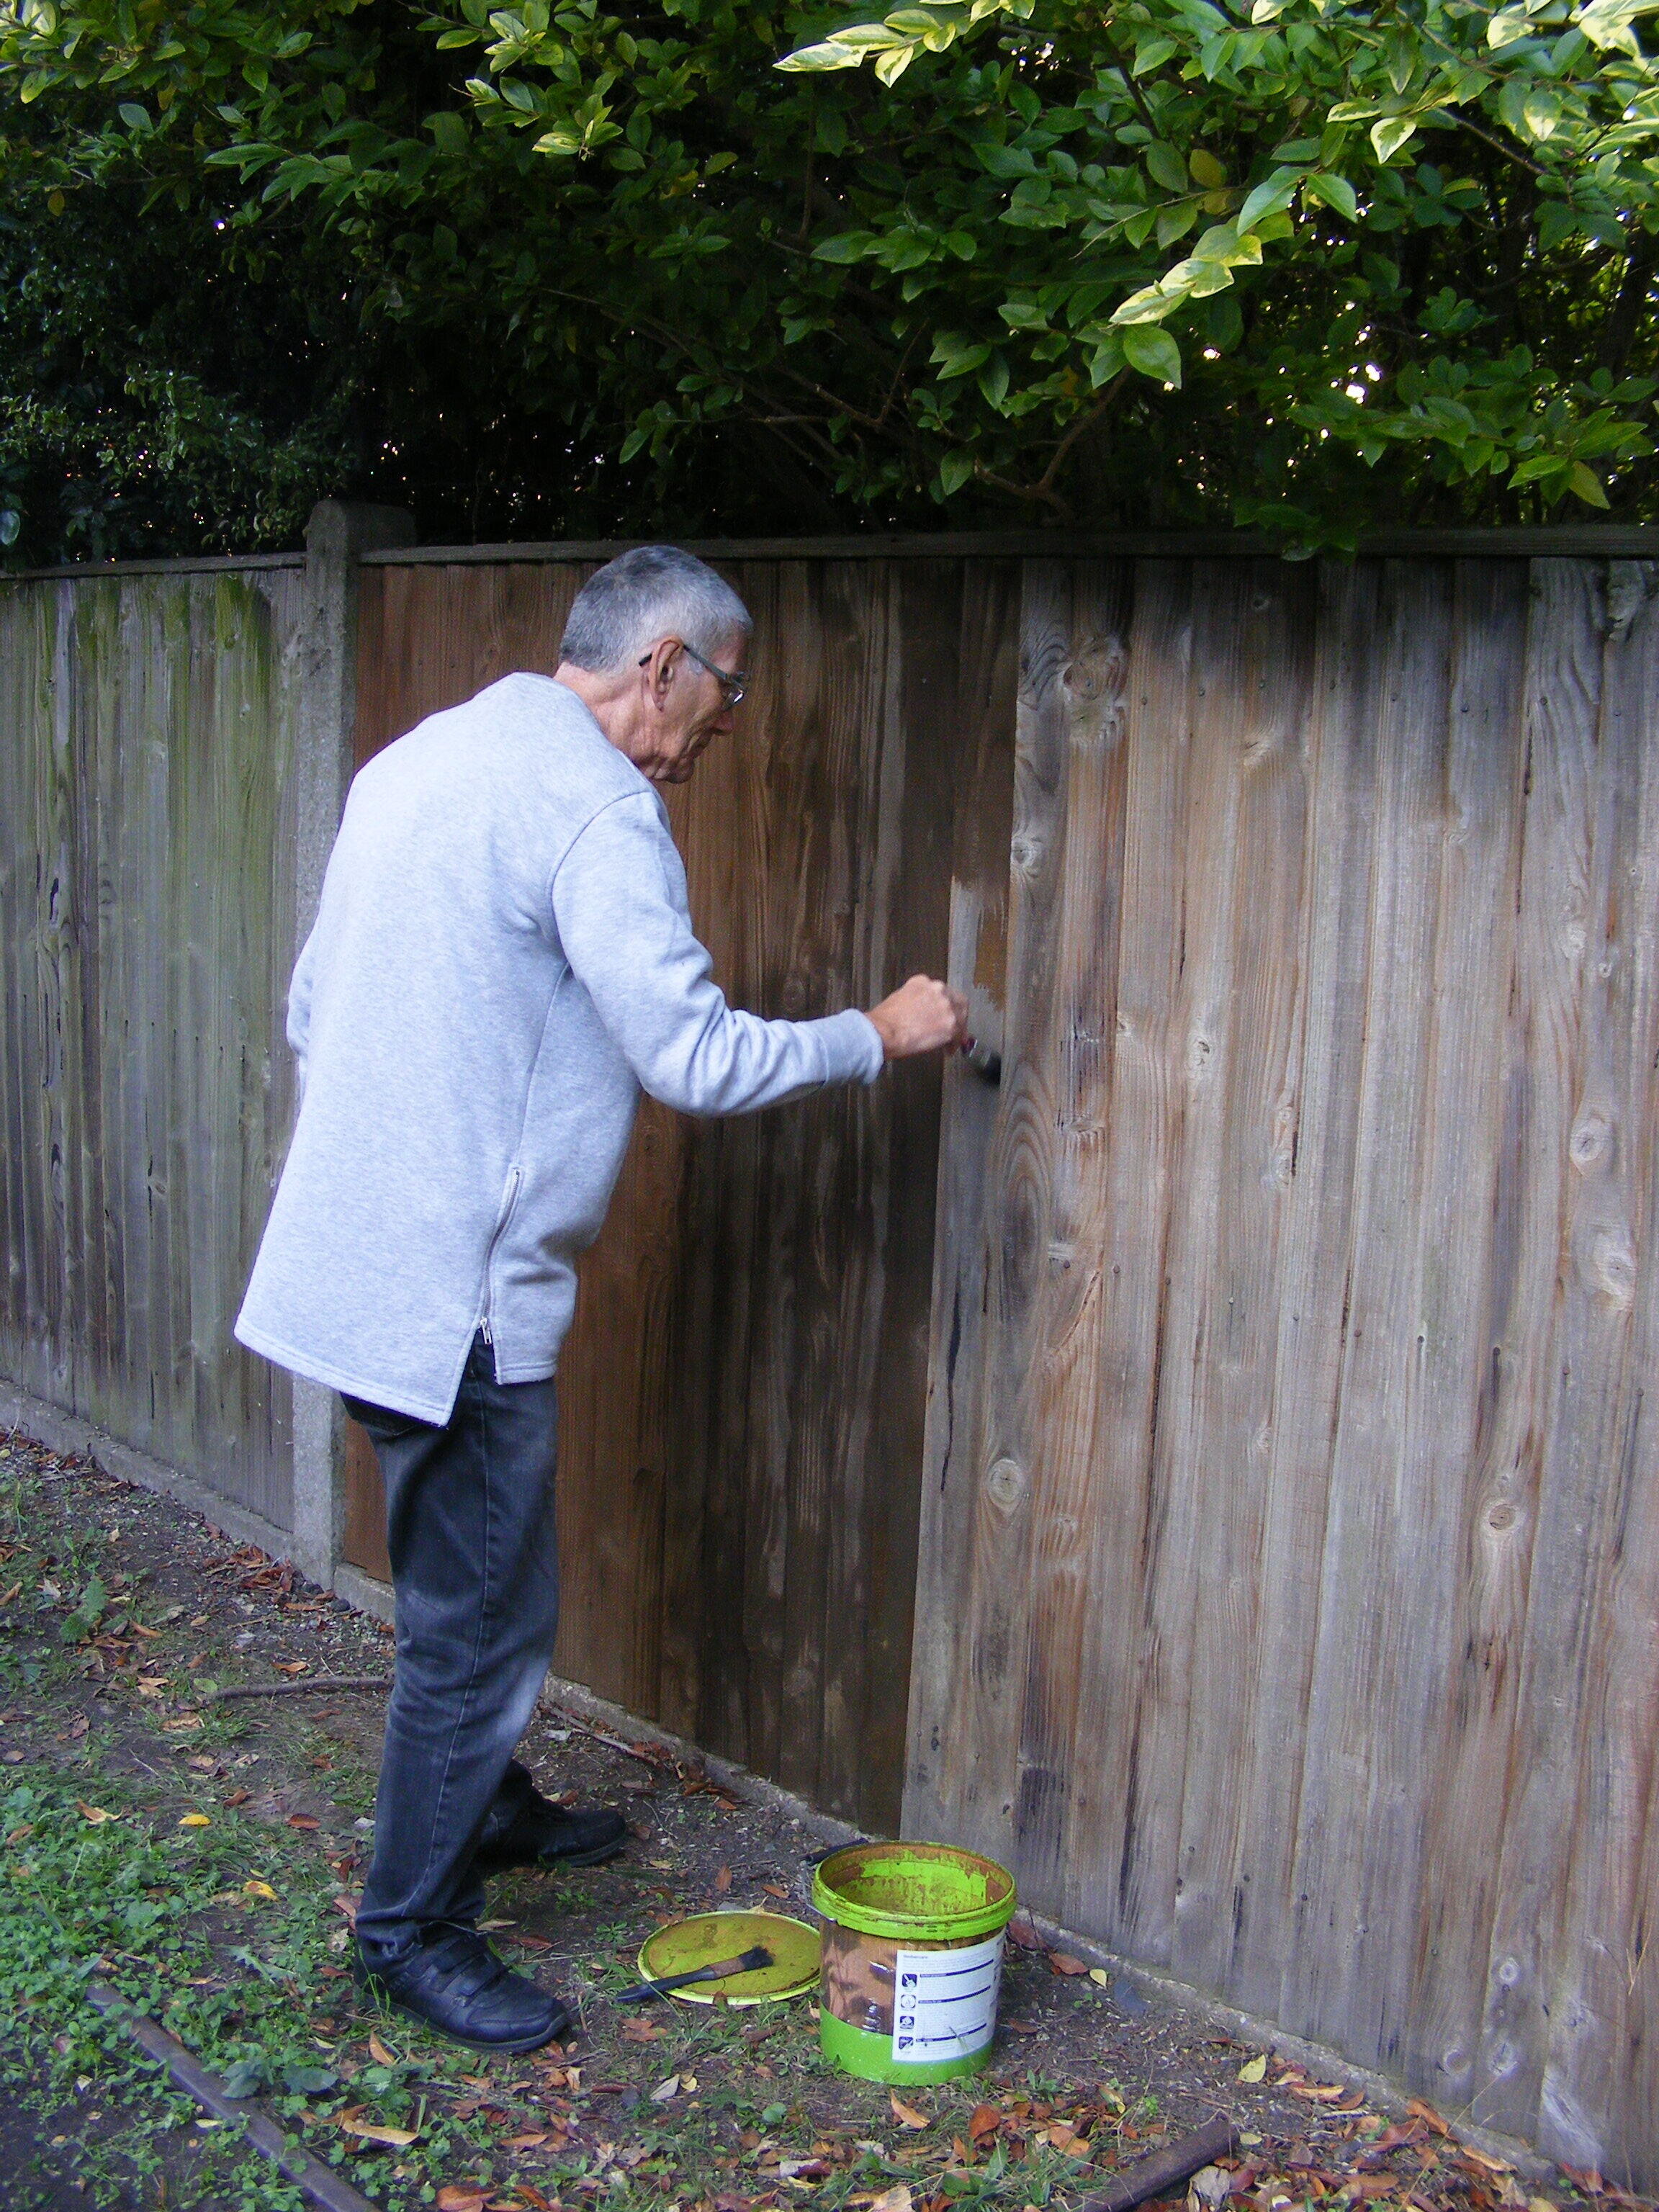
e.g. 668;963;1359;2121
287;499;415;1591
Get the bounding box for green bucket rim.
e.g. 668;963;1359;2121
811;1840;1017;1943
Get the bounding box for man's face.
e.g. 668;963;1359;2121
638;634;747;786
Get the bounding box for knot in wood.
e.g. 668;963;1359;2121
1568;1110;1611;1172
1587;1223;1635;1310
984;1457;1026;1515
1485;1501;1518;1533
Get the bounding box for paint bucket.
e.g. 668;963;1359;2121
811;1840;1017;2084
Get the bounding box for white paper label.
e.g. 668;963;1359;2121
891;1933;1004;2065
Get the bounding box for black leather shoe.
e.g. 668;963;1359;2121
354;1923;570;2053
469;1791;628;1876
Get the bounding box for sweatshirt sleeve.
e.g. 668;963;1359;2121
552;791;886;1114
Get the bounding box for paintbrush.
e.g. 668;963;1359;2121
614;1945;773;2003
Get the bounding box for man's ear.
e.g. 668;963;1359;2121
644;637;681;709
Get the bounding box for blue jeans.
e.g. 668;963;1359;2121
345;1331;561;1953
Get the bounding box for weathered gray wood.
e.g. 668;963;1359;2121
0;570;302;1520
922;549;1659;2190
1537;563;1659;2179
904;559;1022;1840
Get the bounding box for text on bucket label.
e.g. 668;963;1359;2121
892;1933;1004;2064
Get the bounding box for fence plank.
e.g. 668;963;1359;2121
1164;562;1318;1995
1044;559;1193;1946
925;557;1077;1864
904;558;1022;1841
1008;559;1136;1908
0;570;300;1517
1473;561;1615;2143
1537;561;1659;2177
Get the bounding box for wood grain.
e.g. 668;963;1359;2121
0;571;302;1518
346;554;984;1827
919;550;1659;2189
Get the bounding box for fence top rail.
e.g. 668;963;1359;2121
359;526;1659;564
0;552;305;585
5;526;1658;585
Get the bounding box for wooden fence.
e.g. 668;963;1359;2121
907;552;1659;2182
0;562;304;1527
4;526;1658;2182
346;552;1019;1828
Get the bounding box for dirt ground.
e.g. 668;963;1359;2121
0;1424;1643;2212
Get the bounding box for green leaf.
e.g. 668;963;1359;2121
1236;170;1298;233
812;232;876;263
1569;460;1611;506
939;450;976;495
1370;114;1420;162
1189;148;1227;188
0;511;19;548
979;351;1010;406
220;2056;268;2100
1121;324;1182;385
282;2063;338;2094
1133;35;1179;73
1302;171;1357;221
1145;140;1189;192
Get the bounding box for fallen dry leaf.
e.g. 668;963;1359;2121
338;2107;418;2147
760;1881;789;1899
1290;2082;1346;2103
1046;1951;1090;1976
891;2092;930;2130
287;1814;320;1832
1236;2054;1268;2082
714;1864;733;1893
1006;1915;1044;1951
622;2019;668;2042
650;2074;682;2103
870;2188;912;2212
243;1879;277;1900
76;1802;116;1825
1460;2149;1516;2177
273;1660;309;1676
178;1814;211;1829
505;2131;550;2150
222;1788;252;1807
967;2105;1001;2141
1406;2100;1450;2138
436;2190;489;2212
369;2033;397;2067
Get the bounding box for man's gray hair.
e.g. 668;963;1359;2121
559;545;751;674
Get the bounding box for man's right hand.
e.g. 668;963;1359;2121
866;975;970;1061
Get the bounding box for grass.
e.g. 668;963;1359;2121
0;1442;1151;2212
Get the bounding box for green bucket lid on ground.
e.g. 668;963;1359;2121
810;1841;1017;1944
637;1911;822;2005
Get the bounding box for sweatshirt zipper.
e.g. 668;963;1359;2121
480;1166;523;1346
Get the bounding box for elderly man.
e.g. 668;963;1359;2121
235;544;966;2054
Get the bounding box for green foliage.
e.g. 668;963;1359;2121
3;0;1658;547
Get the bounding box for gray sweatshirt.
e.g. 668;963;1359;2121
235;674;885;1423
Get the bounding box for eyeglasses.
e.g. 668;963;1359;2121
639;639;747;709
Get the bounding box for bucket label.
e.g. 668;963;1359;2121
891;1933;1004;2065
